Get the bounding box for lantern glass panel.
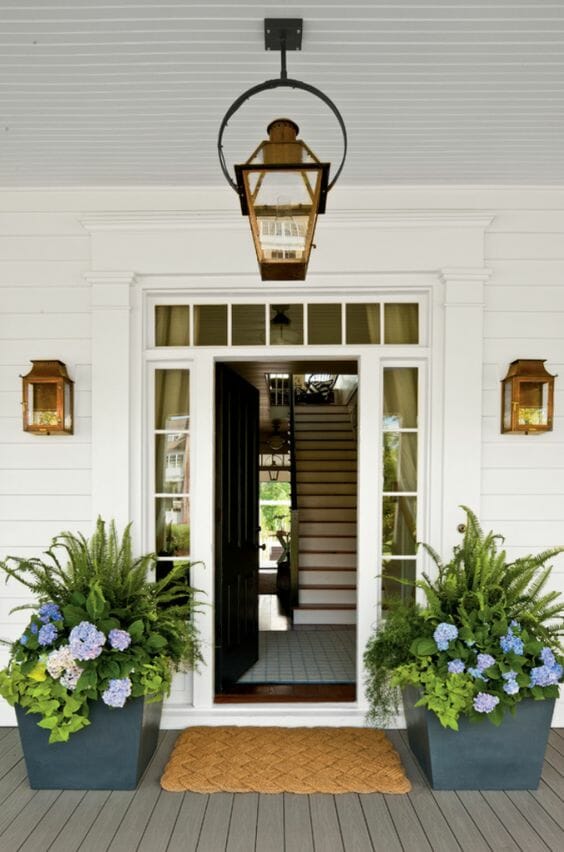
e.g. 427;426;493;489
64;383;72;431
503;380;512;431
518;381;548;427
29;383;58;428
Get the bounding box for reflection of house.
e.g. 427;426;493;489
259;217;306;260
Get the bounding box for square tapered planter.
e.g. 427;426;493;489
16;696;162;790
402;685;555;790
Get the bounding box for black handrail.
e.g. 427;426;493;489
288;374;298;511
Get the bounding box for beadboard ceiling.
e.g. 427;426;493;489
2;0;564;186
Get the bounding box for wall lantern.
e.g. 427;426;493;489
21;360;74;435
501;359;555;434
217;18;347;281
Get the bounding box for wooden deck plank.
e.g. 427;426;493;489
540;760;564;799
196;792;234;852
0;779;37;835
284;793;313;852
544;743;564;776
455;792;520;852
548;730;564;758
50;791;111;852
480;791;551;852
137;790;185;852
0;728;19;758
358;795;402;852
506;790;564;851
384;795;433;851
529;780;564;831
165;793;209;852
0;757;27;806
255;794;284;852
334;794;373;852
0;789;61;849
226;793;259;852
0;740;25;780
309;793;344;852
19;790;86;852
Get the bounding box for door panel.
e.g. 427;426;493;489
215;364;259;690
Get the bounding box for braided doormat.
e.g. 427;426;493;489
160;726;411;794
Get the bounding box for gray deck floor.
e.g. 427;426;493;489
1;725;564;851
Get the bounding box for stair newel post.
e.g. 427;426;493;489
289;374;300;609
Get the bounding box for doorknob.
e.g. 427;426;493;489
259;543;266;551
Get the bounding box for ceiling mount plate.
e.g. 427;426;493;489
264;18;303;52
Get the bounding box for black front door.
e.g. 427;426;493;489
215;364;259;692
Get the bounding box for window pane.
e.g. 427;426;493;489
156;434;189;494
232;304;266;346
194;305;228;346
155;370;189;430
382;496;417;555
308;303;342;345
156;497;190;557
155;305;190;346
383;433;417;492
384;303;419;344
383;368;418;429
346;303;380;344
269;304;303;346
382;559;416;606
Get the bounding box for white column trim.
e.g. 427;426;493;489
86;271;136;529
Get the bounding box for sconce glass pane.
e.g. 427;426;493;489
64;383;72;431
382;559;416;605
383;432;418;492
31;384;58;427
382;496;417;556
155;370;189;430
503;380;512;431
194;305;228;346
383;368;418;429
308;303;342;345
384;303;419;344
232;304;266;346
345;303;380;344
156;434;190;494
155;496;190;557
269;304;304;346
518;381;548;426
155;305;190;346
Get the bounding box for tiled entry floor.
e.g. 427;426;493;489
237;628;356;684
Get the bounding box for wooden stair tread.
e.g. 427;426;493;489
294;604;356;610
299;584;356;590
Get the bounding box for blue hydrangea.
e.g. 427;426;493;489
503;679;520;695
30;623;38;635
467;666;488;681
19;634;28;646
447;659;465;674
530;663;563;688
38;622;58;646
500;630;524;655
108;629;132;652
473;692;500;714
476;653;496;672
102;677;132;708
433;623;458;651
38;603;62;623
502;671;518;681
69;621;106;661
540;647;556;667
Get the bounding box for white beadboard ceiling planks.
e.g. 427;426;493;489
1;0;563;186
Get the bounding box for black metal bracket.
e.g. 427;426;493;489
264;19;303;52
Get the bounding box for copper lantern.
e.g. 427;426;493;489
501;359;555;434
234;119;330;281
22;360;74;435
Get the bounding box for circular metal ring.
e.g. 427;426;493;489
217;76;348;195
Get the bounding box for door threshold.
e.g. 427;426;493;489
214;684;356;703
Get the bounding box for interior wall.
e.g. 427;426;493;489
1;187;564;724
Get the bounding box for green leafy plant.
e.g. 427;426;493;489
0;518;203;742
364;507;564;729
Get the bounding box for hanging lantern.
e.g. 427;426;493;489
218;18;347;282
21;360;74;435
501;359;555;434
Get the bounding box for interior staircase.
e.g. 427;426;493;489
292;403;357;625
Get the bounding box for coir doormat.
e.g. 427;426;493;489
160;726;411;794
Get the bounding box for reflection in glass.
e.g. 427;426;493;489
382;559;416;606
156;497;190;557
308;303;342;345
269;304;304;345
383;433;417;492
345;303;380;344
382;496;417;555
156;434;189;494
384;303;419;344
232;304;266;346
383;368;418;429
194;305;228;346
155;306;190;346
518;381;548;427
155;370;189;430
30;384;58;427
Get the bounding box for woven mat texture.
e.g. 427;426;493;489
160;726;411;794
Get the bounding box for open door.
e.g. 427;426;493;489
215;364;260;692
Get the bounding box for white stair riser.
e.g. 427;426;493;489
299;536;356;551
300;569;356;585
297;472;357;483
299;495;356;509
300;522;356;536
299;552;356;568
299;588;357;605
293;609;357;625
300;508;356;522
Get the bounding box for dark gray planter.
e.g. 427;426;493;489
16;696;162;790
402;685;555;790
